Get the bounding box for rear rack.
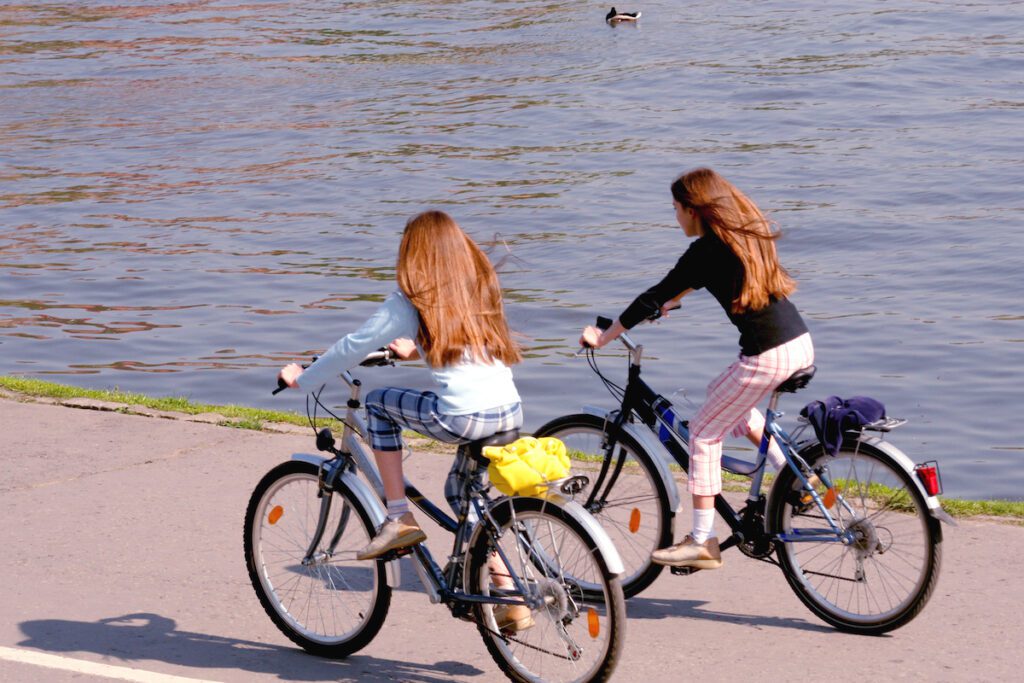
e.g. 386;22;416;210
863;417;907;432
795;416;907;432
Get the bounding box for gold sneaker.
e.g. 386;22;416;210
651;535;723;569
356;514;426;560
493;604;535;633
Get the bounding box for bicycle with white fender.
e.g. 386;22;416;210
244;349;626;682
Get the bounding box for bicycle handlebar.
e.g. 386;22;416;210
581;306;671;352
272;349;395;395
359;348;396;367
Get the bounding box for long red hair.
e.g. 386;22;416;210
671;168;796;313
397;210;521;367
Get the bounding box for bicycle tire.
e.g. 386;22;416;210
534;413;675;598
466;496;626;683
244;460;391;657
767;440;942;635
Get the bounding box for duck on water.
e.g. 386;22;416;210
606;7;641;23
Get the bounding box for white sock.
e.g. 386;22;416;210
766;439;787;471
386;498;409;520
691;508;717;544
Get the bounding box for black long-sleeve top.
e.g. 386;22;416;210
618;231;809;357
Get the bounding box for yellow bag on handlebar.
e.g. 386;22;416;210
483;436;571;497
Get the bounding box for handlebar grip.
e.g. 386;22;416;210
272;362;310;396
359;347;394;367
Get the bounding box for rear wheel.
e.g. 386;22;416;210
768;441;941;635
467;496;626;683
244;461;391;656
534;413;674;598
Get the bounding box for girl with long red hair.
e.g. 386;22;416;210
581;168;815;570
279;210;522;562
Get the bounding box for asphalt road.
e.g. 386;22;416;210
1;394;1021;682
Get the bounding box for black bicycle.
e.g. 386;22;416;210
245;350;626;682
534;316;953;635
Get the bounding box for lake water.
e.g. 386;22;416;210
2;0;1022;500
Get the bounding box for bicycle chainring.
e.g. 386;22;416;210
736;533;777;559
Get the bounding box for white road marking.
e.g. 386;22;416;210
0;646;218;682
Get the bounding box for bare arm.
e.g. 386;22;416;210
660;288;694;318
580;318;628;349
579;287;694;350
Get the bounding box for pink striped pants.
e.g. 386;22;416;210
688;332;814;495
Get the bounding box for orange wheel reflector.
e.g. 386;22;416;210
629;508;641;534
268;505;284;525
587;607;600;638
823;488;838;509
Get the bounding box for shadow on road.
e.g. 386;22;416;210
625;596;836;633
17;613;486;682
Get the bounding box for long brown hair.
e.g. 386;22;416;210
671;168;796;313
397;210;521;367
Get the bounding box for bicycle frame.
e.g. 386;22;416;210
588;331;864;554
288;367;598;615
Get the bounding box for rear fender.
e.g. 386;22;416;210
854;435;956;528
795;439;953;530
474;494;626;577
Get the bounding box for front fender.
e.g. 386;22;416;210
580;405;682;514
289;453;402;587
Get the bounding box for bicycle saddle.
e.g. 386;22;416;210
466;429;521;462
776;365;817;394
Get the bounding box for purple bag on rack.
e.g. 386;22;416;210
800;396;886;456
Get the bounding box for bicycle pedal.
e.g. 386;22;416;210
669;566;702;576
380;546;416;561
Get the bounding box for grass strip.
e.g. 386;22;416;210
2;375;1021;521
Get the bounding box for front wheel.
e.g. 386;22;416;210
467;496;626;683
534;413;675;598
244;461;391;657
768;441;942;635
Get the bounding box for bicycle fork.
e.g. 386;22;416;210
300;458;352;566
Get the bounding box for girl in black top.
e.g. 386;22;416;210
580;168;814;570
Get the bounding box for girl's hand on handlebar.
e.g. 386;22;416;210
278;363;304;389
659;301;682;319
654;289;690;321
580;325;604;349
388;337;420;361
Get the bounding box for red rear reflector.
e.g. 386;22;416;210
915;462;942;496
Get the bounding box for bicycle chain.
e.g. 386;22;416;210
482;623;578;661
459;611;578;661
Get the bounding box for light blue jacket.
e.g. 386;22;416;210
296;291;521;415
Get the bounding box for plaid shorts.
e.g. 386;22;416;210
364;387;523;452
